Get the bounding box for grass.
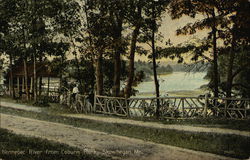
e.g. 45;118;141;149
127;116;250;131
1;106;250;159
134;88;206;97
167;89;206;97
0;128;108;160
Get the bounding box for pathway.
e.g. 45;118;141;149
0;114;236;160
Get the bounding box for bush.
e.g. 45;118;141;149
33;96;50;107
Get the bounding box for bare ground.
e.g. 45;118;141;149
0;114;236;160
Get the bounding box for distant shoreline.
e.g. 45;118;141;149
135;89;207;98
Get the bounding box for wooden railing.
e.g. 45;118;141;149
94;95;128;116
207;97;250;119
128;96;206;118
94;95;250;119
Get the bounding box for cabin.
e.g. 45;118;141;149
6;61;59;99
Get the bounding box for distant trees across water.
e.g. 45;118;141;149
135;61;173;81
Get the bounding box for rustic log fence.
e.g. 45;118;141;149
94;95;129;116
207;97;250;119
94;95;250;119
5;84;249;119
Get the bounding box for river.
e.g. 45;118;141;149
134;72;209;97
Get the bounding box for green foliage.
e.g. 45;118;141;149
33;96;50;107
135;61;173;81
214;46;250;97
168;0;250;98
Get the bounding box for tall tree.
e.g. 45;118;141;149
109;0;127;97
0;0;19;98
124;0;143;98
168;0;224;97
137;0;168;117
1;0;76;100
221;0;250;97
83;0;112;95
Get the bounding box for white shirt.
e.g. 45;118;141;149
72;87;79;94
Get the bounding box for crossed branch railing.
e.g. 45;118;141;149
94;95;250;119
44;89;250;119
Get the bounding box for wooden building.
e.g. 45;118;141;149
7;61;59;98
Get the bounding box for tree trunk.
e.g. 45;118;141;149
226;52;235;98
59;55;64;89
32;0;37;101
22;77;25;98
47;76;50;96
95;52;103;95
124;6;142;99
38;57;42;96
71;36;82;87
112;18;123;97
226;32;236;98
39;77;42;96
152;4;160;118
212;11;219;98
152;30;160;118
33;53;37;101
22;22;29;101
113;49;121;97
23;58;29;101
84;0;103;96
9;52;15;98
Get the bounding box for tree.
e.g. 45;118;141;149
0;0;77;100
124;0;143;98
108;0;128;97
83;0;113;95
137;0;168;117
168;0;229;97
219;0;250;97
0;0;19;98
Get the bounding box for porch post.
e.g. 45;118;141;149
8;77;11;95
47;77;50;96
17;77;20;95
22;76;25;98
30;77;33;98
22;77;25;92
39;77;42;96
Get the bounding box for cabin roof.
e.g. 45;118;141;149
8;61;58;78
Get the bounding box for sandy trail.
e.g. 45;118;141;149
0;114;235;160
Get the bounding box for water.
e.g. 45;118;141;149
135;72;208;95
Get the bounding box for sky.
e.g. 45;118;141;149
160;14;207;45
135;13;208;63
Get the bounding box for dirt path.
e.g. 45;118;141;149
0;101;43;112
0;114;235;160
